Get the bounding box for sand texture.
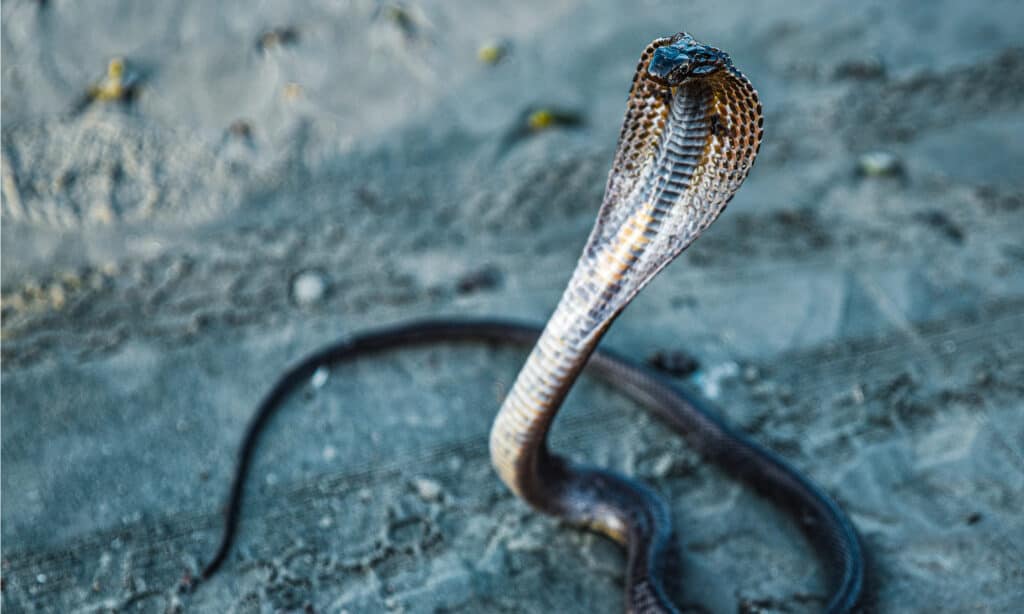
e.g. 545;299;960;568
2;0;1023;612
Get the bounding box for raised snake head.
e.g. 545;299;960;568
646;33;730;86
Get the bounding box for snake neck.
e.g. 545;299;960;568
488;199;666;509
488;274;613;508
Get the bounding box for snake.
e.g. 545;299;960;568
198;32;865;613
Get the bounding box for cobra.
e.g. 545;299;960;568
199;32;865;613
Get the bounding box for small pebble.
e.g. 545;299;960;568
527;109;555;131
89;201;116;225
291;270;327;306
5;293;27;313
283;82;303;100
23;280;43;299
694;361;739;399
651;453;674;478
413;477;443;502
857;151;902;177
477;41;507;64
48;284;66;309
228;119;253;140
36;574;47;584
311;366;329;388
522;107;584;132
60;271;83;290
82;57;139;107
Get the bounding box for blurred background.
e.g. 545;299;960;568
2;0;1022;611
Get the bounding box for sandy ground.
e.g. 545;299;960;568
3;0;1024;612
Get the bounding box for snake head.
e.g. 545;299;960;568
646;33;728;86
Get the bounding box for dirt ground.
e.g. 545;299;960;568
2;0;1023;612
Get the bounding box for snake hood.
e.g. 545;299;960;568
570;32;763;328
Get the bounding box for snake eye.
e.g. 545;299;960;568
647;46;692;85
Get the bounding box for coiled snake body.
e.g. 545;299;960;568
201;33;865;613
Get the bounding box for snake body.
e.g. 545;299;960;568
201;33;864;612
491;31;762;525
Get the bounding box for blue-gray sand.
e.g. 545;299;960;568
2;0;1023;611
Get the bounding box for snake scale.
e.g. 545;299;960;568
199;33;865;613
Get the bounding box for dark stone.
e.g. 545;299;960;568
646;349;700;377
455;266;503;294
